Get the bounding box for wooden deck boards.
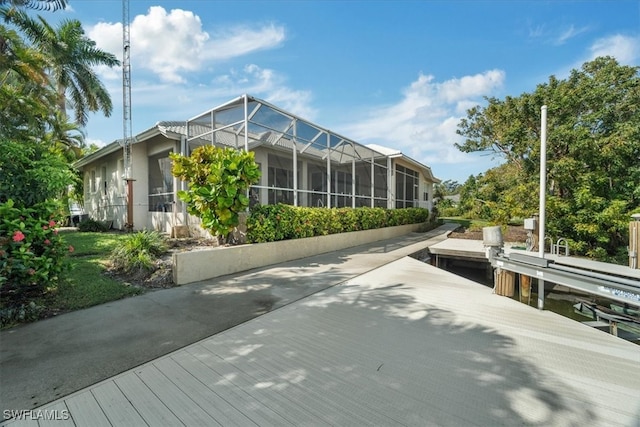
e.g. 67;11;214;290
3;256;640;426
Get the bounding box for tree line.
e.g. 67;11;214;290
436;57;639;263
1;0;119;306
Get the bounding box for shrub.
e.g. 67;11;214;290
110;231;167;274
247;205;431;243
77;218;109;232
0;301;45;328
0;199;71;305
171;146;261;243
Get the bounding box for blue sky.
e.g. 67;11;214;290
41;0;639;183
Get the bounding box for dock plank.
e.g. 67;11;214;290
37;402;73;427
64;390;111;427
5;254;640;427
194;338;395;426
0;418;38;427
113;372;183;426
134;364;220;426
171;349;291;426
90;381;147;427
182;344;321;425
152;356;256;426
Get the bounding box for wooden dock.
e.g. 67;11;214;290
4;256;639;426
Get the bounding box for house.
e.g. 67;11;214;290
74;94;440;234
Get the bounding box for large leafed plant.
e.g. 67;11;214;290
170;146;261;244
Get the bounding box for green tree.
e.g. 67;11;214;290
441;179;461;194
0;140;76;206
2;7;119;126
171;146;262;244
457;57;640;260
0;18;60;141
457;175;480;218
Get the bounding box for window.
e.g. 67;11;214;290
118;159;124;193
267;154;295;205
101;165;107;195
148;151;174;212
331;168;352;208
307;162;327;207
395;164;419;208
373;160;387;203
90;170;97;193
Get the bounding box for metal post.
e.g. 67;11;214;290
370;155;375;208
352;159;356;208
630;214;640;269
326;133;331;208
243;94;249;152
125;178;135;231
538;105;548;310
293;120;298;207
387;156;393;209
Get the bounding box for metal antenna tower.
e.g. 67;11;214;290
122;0;132;179
122;0;134;229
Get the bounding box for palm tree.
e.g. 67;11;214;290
2;8;120;126
0;20;57;140
0;0;66;11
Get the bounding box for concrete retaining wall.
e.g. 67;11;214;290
173;223;422;285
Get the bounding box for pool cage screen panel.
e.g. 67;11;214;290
186;95;389;208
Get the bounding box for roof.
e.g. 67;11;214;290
74;95;440;183
73;120;184;168
366;143;440;183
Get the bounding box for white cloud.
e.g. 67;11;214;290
340;70;505;168
555;25;589;45
210;64;317;120
87;6;286;84
103;63;316;127
528;24;545;39
553;33;640;80
588;34;640;65
527;22;590;45
206;24;286;61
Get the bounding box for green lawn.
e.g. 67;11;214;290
439;217;492;230
63;231;126;257
45;231;143;312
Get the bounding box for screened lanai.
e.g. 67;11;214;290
187;95;393;209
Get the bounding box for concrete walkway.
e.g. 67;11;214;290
0;224;458;415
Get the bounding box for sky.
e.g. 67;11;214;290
39;0;640;183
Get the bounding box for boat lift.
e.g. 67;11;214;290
484;247;640;309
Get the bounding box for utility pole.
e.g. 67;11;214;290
538;105;547;309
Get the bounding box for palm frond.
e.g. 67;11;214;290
0;0;67;11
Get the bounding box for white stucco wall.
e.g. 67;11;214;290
173;223;422;285
82;150;126;229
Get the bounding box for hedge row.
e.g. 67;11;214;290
246;204;431;243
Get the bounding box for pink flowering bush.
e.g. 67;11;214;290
0;199;71;305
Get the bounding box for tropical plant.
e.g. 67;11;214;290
0;199;71;305
0;19;59;141
0;139;78;206
1;7;119;126
247;205;430;243
109;231;167;274
171;146;262;244
77;218;109;233
0;0;66;10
